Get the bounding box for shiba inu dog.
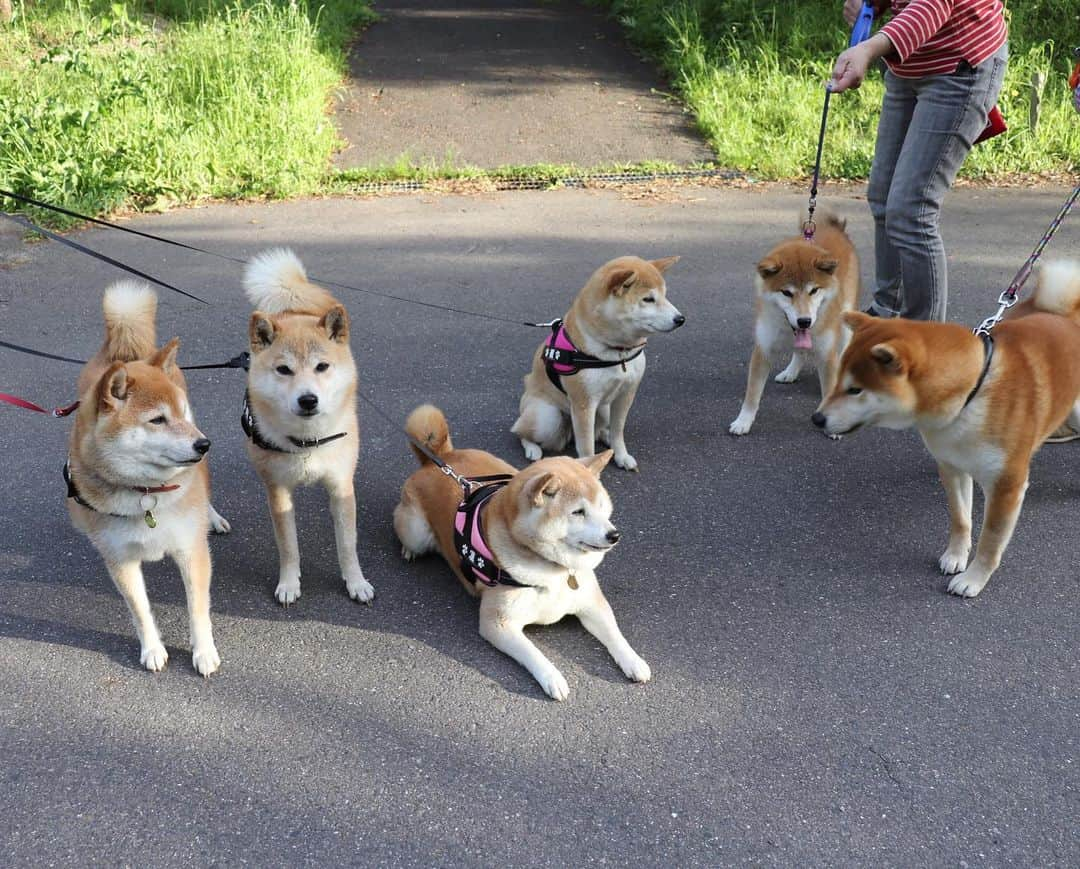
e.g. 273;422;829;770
242;249;373;606
66;281;228;675
511;255;684;471
729;214;859;435
394;405;651;700
813;260;1080;598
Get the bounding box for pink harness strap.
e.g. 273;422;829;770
543;322;579;375
453;480;531;589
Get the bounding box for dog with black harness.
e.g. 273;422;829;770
512;255;684;472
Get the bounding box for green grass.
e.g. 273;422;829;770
596;0;1080;179
0;0;375;223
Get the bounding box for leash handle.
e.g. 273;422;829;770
849;1;875;47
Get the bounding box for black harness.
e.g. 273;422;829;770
453;476;533;589
962;331;995;410
241;391;347;452
542;319;646;395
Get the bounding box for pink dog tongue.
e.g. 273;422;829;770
794;328;813;350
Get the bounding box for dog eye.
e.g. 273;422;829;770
846;386;863;395
276;365;293;376
315;362;330;372
642;297;655;304
782;290;793;298
809;287;819;295
149;415;167;425
572;508;586;516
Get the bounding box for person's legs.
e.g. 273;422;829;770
882;45;1007;320
867;69;916;317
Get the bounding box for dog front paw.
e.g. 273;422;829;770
141;643;169;672
275;571;302;606
939;547;969;575
947;569;988;598
729;413;754;436
774;369;799;384
613;451;638;472
208;505;231;535
521;440;543;462
620;653;652;683
401;546;418;562
192;643;221;677
345;569;375;604
536;666;570;701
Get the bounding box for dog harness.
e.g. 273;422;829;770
961;331;995;410
453;476;532;588
241;391;347;452
64;460;179;527
542;319;645;395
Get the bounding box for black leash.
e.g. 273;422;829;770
0;338;249;372
804;85;832;241
1;213;209;304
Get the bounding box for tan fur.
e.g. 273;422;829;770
242;248;373;606
816;260;1080;597
730;213;860;435
512;255;684;471
67;282;226;675
396;406;650;700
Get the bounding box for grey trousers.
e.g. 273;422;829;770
867;44;1007;321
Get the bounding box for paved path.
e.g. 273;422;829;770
1;185;1078;865
333;0;712;169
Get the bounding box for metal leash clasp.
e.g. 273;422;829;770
439;462;474;495
974;291;1017;336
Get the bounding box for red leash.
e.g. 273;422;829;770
0;393;80;417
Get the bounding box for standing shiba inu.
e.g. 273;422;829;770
242;249;374;606
511;256;684;472
729;214;859;435
67;281;228;675
813;260;1080;598
395;405;651;700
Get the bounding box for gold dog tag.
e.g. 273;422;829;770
144;510;157;529
567;573;579;590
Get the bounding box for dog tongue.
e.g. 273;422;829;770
794;328;813;350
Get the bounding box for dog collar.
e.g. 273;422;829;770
961;331;995;410
453;478;534;589
63;461;178;527
241;391;347;452
542;320;646;395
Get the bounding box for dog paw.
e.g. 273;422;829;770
774;370;800;384
826;432;843;441
192;643;221;677
208;506;231;535
620;654;652;683
401;546;418;562
522;440;543;462
537;667;570;702
939;548;969;575
345;572;375;604
275;577;302;606
613;451;638;472
141;643;168;672
946;569;988;598
728;414;754;436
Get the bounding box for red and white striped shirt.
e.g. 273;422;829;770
877;0;1007;78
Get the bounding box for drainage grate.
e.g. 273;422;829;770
346;167;744;194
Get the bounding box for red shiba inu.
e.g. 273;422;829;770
814;260;1080;597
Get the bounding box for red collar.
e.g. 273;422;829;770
134;482;181;495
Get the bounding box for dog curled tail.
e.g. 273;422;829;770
243;247;338;315
1032;259;1080;323
102;280;157;362
405;404;453;466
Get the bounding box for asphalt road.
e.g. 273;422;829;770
1;185;1078;866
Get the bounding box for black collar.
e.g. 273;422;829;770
962;331;995;410
63;461;128;519
241;392;347;452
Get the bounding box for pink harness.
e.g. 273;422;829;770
453;478;531;588
542;319;646;394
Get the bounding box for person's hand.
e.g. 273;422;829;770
830;43;874;92
843;0;862;25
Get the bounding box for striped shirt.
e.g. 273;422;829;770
877;0;1007;78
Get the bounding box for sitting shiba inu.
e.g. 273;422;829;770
242;249;374;606
66;282;228;675
729;214;859;435
511;256;684;471
394;405;651;701
813;260;1080;598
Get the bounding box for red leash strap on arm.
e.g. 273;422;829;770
0;392;80;417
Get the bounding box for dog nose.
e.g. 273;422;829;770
673;314;686;327
811;412;826;428
605;529;621;544
193;438;211;455
797;317;812;329
298;393;319;411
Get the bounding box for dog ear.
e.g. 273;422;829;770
578;450;613;477
527;471;562;507
843;311;872;331
249;313;275;351
98;362;130;411
606;268;637;296
148;337;180;373
757;257;782;278
815;258;839;275
320;304;350;344
650;255;680;274
871;342;903;373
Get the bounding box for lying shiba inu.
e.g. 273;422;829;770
242;249;374;606
511;256;684;471
67;282;228;674
730;214;859;435
813;260;1080;598
394;405;651;700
